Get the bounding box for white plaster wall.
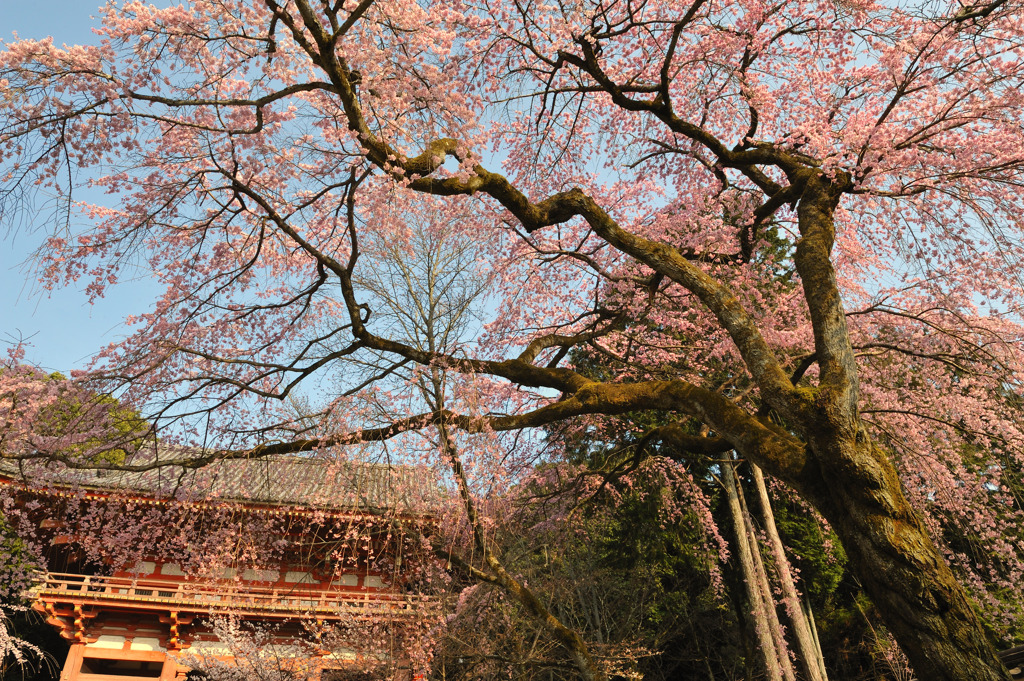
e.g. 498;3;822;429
242;568;279;582
131;637;164;652
88;635;125;649
284;570;315;583
334;574;358;587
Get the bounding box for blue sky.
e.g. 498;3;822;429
0;1;158;373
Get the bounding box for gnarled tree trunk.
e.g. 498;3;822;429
781;176;1011;681
804;435;1008;681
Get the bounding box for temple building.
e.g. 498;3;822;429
0;454;438;681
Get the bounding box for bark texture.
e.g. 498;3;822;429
807;437;1009;681
785;178;1011;681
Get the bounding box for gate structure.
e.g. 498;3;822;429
2;454;437;681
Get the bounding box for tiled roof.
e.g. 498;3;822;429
0;448;438;512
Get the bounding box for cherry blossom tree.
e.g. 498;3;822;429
177;617;324;681
0;609;49;681
3;0;1024;679
0;350;151;467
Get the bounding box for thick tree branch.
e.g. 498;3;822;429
791;170;859;429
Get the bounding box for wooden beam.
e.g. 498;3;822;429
81;649;167;663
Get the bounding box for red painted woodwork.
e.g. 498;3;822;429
4;462;435;681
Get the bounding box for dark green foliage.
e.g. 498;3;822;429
0;514;36;607
529;339;910;679
30;371;149;466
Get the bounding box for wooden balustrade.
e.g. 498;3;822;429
31;572;432;620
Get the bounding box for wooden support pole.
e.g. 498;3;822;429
159;654;178;681
722;453;784;681
59;644;85;681
752;463;829;681
736;464;797;681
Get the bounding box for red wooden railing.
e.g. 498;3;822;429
32;572;433;619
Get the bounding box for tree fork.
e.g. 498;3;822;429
778;173;1012;680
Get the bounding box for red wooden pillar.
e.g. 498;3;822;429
59;644;85;681
159;654;178;681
